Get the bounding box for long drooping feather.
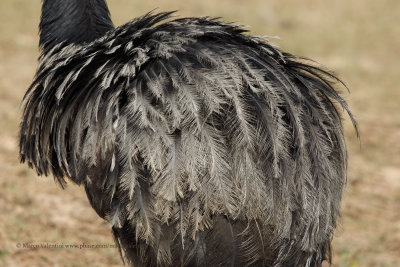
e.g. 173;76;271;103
20;11;356;267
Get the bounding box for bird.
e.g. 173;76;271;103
19;0;357;266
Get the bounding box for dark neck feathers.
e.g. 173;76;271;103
40;0;114;52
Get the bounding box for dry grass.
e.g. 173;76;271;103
0;0;399;266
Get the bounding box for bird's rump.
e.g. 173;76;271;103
20;12;354;266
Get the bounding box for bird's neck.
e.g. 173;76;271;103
40;0;114;52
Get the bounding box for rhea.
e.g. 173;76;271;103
20;0;356;266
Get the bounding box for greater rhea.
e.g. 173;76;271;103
20;0;357;266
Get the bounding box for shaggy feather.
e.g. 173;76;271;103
20;3;357;266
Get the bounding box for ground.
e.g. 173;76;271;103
0;0;399;266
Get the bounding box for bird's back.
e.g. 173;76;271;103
20;12;355;266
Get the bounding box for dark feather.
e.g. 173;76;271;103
20;3;357;266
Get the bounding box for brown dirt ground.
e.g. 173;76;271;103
0;0;399;266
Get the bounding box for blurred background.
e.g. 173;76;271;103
0;0;399;266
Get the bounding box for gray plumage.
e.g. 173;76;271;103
20;1;357;266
